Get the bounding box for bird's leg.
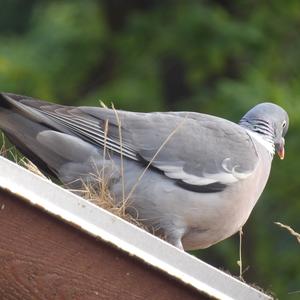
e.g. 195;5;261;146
166;228;185;250
172;239;184;250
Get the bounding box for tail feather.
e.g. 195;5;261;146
0;93;93;179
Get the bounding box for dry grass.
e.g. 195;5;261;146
0;134;48;179
112;104;126;214
0;132;16;158
275;222;300;244
20;157;49;179
237;227;244;280
79;175;152;232
0;133;5;155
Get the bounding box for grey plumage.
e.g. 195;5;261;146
0;93;289;250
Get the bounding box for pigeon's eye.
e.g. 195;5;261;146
282;121;287;128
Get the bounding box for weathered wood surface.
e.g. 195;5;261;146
0;189;208;300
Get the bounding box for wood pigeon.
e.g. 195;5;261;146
0;93;289;250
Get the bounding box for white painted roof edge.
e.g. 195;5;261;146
0;156;272;300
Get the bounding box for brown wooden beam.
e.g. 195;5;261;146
0;189;206;300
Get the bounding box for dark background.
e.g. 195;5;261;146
0;1;299;298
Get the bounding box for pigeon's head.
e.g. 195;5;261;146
240;102;289;159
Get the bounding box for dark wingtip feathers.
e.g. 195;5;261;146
0;93;14;109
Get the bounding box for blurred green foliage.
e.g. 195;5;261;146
0;0;299;298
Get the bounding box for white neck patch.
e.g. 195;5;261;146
246;129;275;156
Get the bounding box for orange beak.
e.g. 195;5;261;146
277;146;285;160
276;138;285;160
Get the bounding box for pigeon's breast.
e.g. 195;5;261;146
181;146;272;250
